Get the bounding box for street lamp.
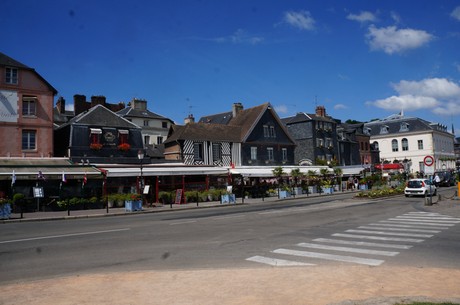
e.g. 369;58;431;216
138;149;144;205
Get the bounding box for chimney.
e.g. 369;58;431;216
315;105;326;117
232;102;244;117
56;97;66;114
74;94;87;115
91;95;106;107
184;114;195;124
131;98;147;111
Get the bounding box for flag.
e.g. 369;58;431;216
11;170;16;186
61;171;67;183
38;171;46;181
82;172;87;188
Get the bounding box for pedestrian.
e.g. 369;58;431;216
434;173;441;187
353;177;359;190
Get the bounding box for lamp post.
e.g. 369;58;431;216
138;149;144;206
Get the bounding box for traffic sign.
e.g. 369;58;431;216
423;155;434;167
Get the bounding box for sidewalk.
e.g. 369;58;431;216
2;191;330;223
3;189;459;223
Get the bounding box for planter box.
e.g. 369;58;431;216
308;186;317;194
293;187;303;195
323;187;334;194
0;203;12;219
221;194;236;204
125;200;142;212
359;184;368;190
279;190;291;199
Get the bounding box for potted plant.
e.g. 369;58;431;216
279;184;291;199
125;193;142;212
90;143;103;150
0;197;12;219
117;143;131;151
220;190;236;204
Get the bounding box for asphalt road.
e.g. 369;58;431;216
1;190;459;286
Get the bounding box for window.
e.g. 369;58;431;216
144;135;150;145
270;126;276;137
282;148;287;162
251;147;257;160
418;140;424;150
5;67;18;84
263;125;269;137
118;130;129;144
156;136;163;145
162;121;168;128
212;143;221;161
143;120;149;126
380;125;389;134
402;138;409;151
90;128;102;144
373;141;379;151
194;142;203;160
316;138;324;147
22;130;36;150
392;139;398;152
325;138;332;148
22;98;36;116
400;122;410;132
267;147;274;161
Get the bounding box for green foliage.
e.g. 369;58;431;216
13;193;25;203
355;185;405;199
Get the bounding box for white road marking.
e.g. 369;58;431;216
296;242;399;256
345;229;433;238
332;233;424;243
246;255;315;266
313;238;413;249
368;223;449;230
358;226;441;233
169;220;197;225
272;248;385;266
0;228;131;244
380;220;454;227
211;214;247;220
389;218;460;224
399;215;460;221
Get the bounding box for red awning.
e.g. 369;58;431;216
375;163;403;170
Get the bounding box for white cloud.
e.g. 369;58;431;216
392;78;460;99
347;11;377;23
367;95;439;110
215;29;264;45
451;6;460;21
334;104;348;110
366;25;433;54
283;10;315;31
367;78;460;116
274;104;289;114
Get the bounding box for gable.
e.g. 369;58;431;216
72;104;138;129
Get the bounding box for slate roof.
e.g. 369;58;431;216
56;104;139;130
164;122;241;143
364;115;450;136
0;52;58;94
281;111;336;125
117;107;174;123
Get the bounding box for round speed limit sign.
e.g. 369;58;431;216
424;155;434;167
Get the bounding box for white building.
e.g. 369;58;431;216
117;99;174;147
364;113;455;175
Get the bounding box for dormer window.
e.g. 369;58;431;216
380;125;389;134
364;127;371;136
400;122;409;132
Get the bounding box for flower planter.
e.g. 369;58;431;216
125;200;142;212
293;187;303;195
359;184;368;190
323;187;334;194
0;203;12;219
308;186;317;194
279;190;291;199
221;194;236;204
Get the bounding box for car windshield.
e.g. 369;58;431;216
407;181;423;188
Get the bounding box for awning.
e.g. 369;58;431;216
230;166;333;177
338;165;369;176
118;129;129;134
99;164;229;177
375;163;403;170
0;158;103;180
90;128;102;134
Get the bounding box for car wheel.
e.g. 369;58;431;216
405;194;409;197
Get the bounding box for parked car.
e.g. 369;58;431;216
404;179;437;197
434;171;456;187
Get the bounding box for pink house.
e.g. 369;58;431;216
0;52;57;157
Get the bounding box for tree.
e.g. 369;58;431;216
272;166;285;198
290;168;303;187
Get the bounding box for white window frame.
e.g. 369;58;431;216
267;147;274;161
250;147;257;160
22;97;37;116
5;67;18;84
22;130;36;150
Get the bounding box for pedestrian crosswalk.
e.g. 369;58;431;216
246;211;460;267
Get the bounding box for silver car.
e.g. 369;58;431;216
404;179;437;197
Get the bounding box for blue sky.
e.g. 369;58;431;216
3;0;460;134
